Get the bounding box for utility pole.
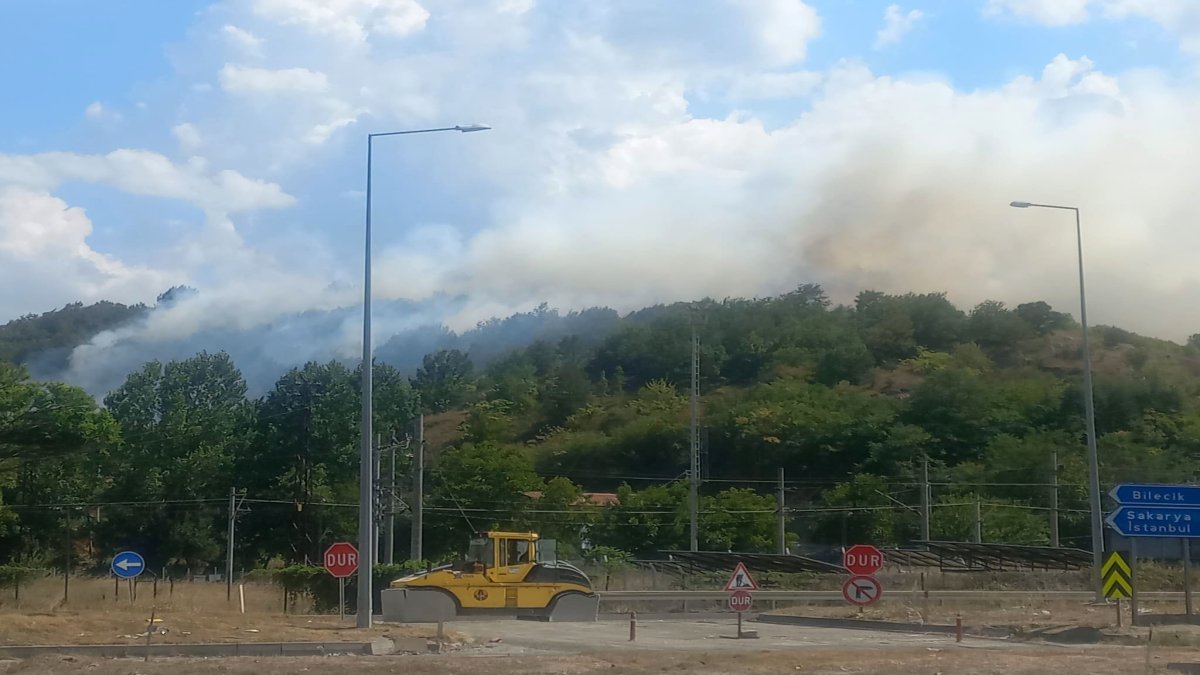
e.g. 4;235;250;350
62;510;70;605
776;468;786;554
1049;449;1060;548
383;433;397;565
410;414;425;562
920;458;931;543
973;499;982;544
226;487;236;602
689;324;700;552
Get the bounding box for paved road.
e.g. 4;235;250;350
449;616;1002;655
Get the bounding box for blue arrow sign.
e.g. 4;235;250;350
1110;484;1200;506
1106;506;1200;538
111;550;146;579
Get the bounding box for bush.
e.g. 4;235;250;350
271;560;431;613
0;565;45;589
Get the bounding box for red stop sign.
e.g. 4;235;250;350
843;544;884;576
728;590;753;613
323;542;360;578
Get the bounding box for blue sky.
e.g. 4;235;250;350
3;0;1200;379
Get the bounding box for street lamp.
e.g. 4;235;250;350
1009;200;1103;599
358;123;490;629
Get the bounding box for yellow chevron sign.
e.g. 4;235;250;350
1101;551;1132;600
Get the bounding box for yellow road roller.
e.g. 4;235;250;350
380;531;599;622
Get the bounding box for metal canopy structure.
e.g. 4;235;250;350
650;550;844;575
885;542;1092;571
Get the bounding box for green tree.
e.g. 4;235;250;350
0;363;118;561
1016;301;1073;335
814;339;875;386
709;380;897;479
413;349;474;412
590;482;688;556
901;367;1026;464
240;360;358;564
932;493;1049;545
813;475;905;547
534;476;591;554
700;488;776;552
856;291;918;363
99;352;251;568
426;442;542;557
965;300;1033;362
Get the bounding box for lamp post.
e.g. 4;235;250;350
358;124;490;628
1009;200;1103;599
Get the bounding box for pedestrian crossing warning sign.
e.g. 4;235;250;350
723;562;760;592
1102;551;1133;600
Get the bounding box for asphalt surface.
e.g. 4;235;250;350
449;616;1004;655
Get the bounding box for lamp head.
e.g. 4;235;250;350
455;124;491;133
1010;201;1032;208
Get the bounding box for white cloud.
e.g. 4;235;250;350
985;0;1200;47
726;70;823;99
875;5;925;48
219;64;329;94
985;0;1091;25
221;24;265;54
84;101;122;122
739;0;822;66
172;123;204;153
0;150;294;214
251;0;430;42
1101;1;1200;53
0;187;179;317
496;0;534;15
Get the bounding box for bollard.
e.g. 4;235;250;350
955;614;963;643
629;611;637;641
145;608;156;663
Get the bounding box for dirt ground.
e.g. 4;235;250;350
1;645;1197;675
0;578;443;646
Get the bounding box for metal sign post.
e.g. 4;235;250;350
1130;538;1139;626
1185;538;1193;619
339;578;346;621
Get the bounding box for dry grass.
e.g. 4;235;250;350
0;645;1194;675
3;575;297;615
0;577;441;646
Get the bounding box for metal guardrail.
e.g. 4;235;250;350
597;590;1188;602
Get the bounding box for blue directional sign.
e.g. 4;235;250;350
1106;506;1200;538
111;550;146;579
1110;484;1200;507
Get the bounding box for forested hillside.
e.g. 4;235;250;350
0;301;147;370
3;285;1200;572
